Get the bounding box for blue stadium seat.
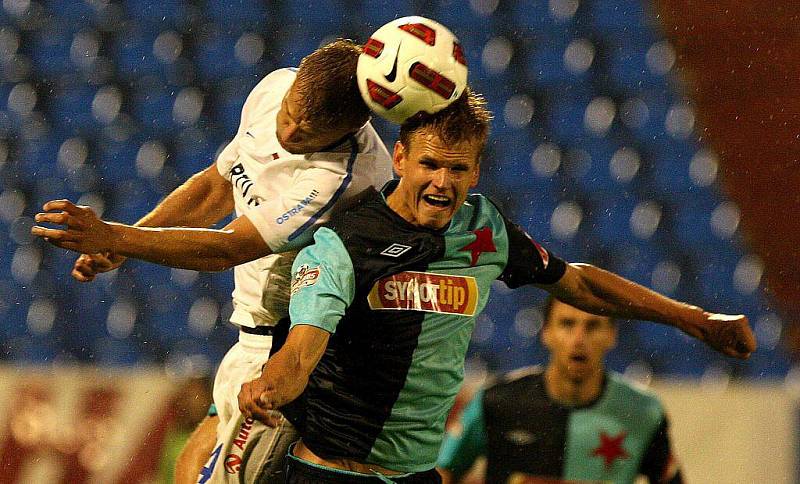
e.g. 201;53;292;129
510;0;569;33
429;1;493;32
483;134;538;190
670;195;727;250
205;0;269;33
123;0;189;28
354;1;418;31
525;41;579;89
131;86;179;135
645;140;703;196
140;283;194;345
17;138;62;186
103;178;164;222
545;94;593;143
564;138;621;193
92;337;142;366
43;0;100;25
587;0;656;40
172;128;215;179
281;0;350;40
0;281;29;340
621;89;673;144
115;29;166;80
603;43;669;94
95;137;140;185
195;32;262;83
29;30;75;78
48;86;99;134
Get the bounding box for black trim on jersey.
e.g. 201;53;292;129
640;417;684;483
296;188;447;462
493;207;566;287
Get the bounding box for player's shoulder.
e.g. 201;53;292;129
606;371;665;416
324;187;388;232
486;365;544;393
451;192;508;230
246;68;296;100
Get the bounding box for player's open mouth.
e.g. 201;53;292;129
422;194;451;208
570;354;588;363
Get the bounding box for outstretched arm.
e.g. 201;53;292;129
238;325;330;426
70;163;236;279
32;200;269;272
542;263;756;359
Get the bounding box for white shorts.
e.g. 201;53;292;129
199;331;299;483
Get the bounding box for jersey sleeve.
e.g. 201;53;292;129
288;227;356;333
498;214;567;288
243;159;356;252
639;416;683;483
437;389;487;478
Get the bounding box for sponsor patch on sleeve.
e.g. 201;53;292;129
291;264;321;295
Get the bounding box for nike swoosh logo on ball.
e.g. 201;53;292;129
385;42;401;82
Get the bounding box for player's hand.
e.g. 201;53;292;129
238;376;282;427
31;200;115;254
683;312;756;359
72;253;127;282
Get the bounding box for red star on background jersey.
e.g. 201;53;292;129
459;227;497;266
592;431;630;468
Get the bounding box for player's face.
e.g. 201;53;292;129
275;81;351;154
389;128;480;230
541;300;616;383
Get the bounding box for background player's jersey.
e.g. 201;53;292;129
438;367;682;483
214;68;392;327
287;181;567;472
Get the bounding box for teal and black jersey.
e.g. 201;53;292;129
287;181;566;472
438;367;682;484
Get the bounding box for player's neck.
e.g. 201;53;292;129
544;365;604;407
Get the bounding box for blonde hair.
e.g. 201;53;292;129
399;89;492;156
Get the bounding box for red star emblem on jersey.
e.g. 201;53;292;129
459;227;497;266
592;431;630;468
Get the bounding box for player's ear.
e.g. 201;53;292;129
540;322;553;350
469;158;480;188
607;322;618;351
392;140;406;177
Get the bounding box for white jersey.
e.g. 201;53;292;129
215;68;392;327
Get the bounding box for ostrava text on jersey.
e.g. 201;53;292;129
287;180;566;472
438;367;680;483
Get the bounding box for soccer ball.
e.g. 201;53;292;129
357;16;468;124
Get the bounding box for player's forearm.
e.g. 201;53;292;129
107;224;256;271
262;327;329;407
557;263;703;332
135;165;233;228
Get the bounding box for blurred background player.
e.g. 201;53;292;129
32;39;392;483
438;296;682;483
238;91;753;482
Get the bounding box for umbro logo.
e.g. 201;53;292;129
380;243;412;258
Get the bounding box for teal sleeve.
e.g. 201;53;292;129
289;227;355;333
437;389;487;477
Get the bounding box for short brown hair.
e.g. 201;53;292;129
398;88;492;158
295;39;370;131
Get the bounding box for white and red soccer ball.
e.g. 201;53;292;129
357;16;469;124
